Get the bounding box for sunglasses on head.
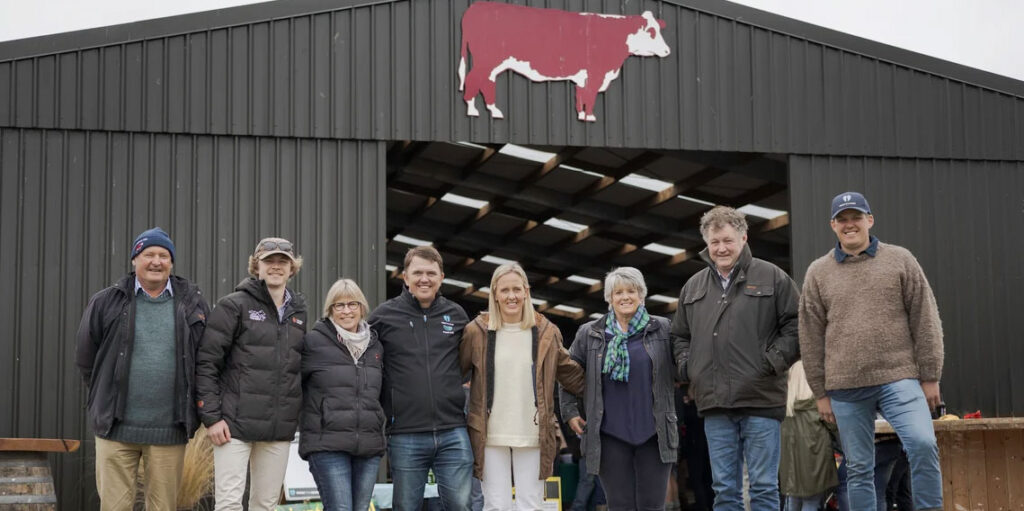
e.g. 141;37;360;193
260;240;293;253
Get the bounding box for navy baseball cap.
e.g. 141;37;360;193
830;192;871;219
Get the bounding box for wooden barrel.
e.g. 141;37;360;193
0;451;56;510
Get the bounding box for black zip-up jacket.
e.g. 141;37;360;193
671;244;800;420
75;273;210;439
299;318;386;459
368;286;469;434
196;278;308;441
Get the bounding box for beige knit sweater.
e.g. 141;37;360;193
798;242;943;398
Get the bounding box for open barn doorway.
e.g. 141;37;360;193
383;141;791;332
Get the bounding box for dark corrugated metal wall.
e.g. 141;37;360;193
789;155;1024;417
0;0;1021;159
0;128;385;509
1;0;1023;508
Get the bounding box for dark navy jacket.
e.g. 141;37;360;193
368;286;468;434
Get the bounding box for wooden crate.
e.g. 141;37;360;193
879;418;1024;510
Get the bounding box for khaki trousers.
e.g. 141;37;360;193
212;438;290;511
94;436;186;511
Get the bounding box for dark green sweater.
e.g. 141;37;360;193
108;291;185;444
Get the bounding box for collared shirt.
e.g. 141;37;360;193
277;289;292;323
833;235;879;263
716;267;736;291
134;277;174;298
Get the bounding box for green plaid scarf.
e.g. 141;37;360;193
602;306;650;382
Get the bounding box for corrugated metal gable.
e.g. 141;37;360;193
1;0;1021;159
0;128;385;509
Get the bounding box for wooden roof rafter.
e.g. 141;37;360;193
539;213;793;314
407;143;502;217
403;155;684;235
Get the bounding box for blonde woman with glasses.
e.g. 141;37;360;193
298;279;384;511
460;263;584;510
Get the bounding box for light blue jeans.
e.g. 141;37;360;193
703;414;781;511
831;379;942;511
388;427;473;511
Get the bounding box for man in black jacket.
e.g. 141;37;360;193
369;245;471;511
196;237;307;511
671;207;800;511
76;227;210;511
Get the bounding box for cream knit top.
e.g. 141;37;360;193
486;323;540;447
798;242;944;398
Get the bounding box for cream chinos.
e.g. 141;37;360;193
212;438;291;511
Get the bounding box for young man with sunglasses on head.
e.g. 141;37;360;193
197;237;308;511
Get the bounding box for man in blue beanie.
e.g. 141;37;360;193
76;227;209;510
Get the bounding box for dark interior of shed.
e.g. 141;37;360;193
384;141;791;336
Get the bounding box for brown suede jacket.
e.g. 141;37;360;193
460;311;585;480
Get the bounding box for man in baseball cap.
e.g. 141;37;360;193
800;192;944;511
77;227;209;510
830;191;871;219
251;237;297;262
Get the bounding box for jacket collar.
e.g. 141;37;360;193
236;277;304;312
474;311;550;335
699;243;753;278
401;285;441;311
117;273;199;301
314;316;378;347
587;311;660;336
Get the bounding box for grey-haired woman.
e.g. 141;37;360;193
560;267;678;511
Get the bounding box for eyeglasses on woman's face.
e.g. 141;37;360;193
331;301;361;312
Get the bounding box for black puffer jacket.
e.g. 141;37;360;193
75;274;209;438
196;278;308;441
299;318;386;459
368;286;469;434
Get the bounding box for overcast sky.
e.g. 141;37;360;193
0;0;1021;82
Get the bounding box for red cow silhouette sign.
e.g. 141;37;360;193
458;2;671;122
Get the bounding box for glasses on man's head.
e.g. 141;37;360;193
331;301;361;312
260;240;293;253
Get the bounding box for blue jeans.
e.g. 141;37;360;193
307;451;382;511
785;494;822;511
570;455;606;511
831;379;942;511
703;414;781;511
873;440;904;511
835;442;906;511
388;427;473;511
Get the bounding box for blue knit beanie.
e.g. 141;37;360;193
131;227;176;262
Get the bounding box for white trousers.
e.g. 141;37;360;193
212;438;291;511
481;445;545;511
